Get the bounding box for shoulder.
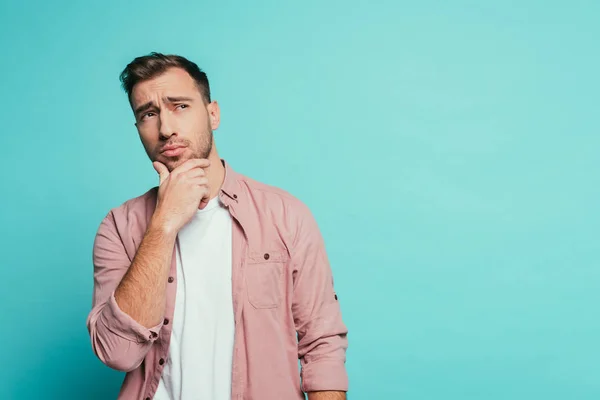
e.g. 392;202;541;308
238;173;312;217
235;173;319;247
99;187;158;231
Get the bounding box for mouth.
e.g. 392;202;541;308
160;145;186;157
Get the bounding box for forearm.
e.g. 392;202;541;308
308;392;346;400
114;216;176;327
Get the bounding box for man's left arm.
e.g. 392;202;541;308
289;200;349;397
308;391;347;400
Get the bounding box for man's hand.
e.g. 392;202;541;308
151;158;211;234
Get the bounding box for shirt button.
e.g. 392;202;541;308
159;358;165;365
264;253;270;260
335;294;338;300
150;331;158;339
164;318;169;325
146;397;150;400
233;194;238;199
168;276;174;283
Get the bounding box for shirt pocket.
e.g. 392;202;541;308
246;250;288;309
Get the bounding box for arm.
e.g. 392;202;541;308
291;201;349;395
85;214;166;371
86;211;174;372
86;158;211;372
114;158;209;327
114;216;175;328
308;391;347;400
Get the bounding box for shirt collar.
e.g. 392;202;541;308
219;158;241;205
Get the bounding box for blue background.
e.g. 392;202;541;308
1;0;599;398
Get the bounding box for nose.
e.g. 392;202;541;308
158;110;177;140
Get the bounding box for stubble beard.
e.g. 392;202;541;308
162;126;213;172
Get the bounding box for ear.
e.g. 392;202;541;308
207;100;221;130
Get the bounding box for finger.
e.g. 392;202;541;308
186;168;207;180
152;161;169;185
190;177;209;187
197;182;211;210
176;158;211;174
198;190;211;210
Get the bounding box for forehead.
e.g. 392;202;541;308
130;67;200;106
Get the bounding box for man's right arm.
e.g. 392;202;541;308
86;158;211;372
86;211;175;372
114;215;176;328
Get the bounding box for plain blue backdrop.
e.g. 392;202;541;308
1;0;599;399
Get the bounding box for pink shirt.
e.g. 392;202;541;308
86;159;349;399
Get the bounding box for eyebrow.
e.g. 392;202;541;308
134;101;155;117
164;96;194;103
134;96;195;118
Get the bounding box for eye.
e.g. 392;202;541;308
176;104;188;110
141;112;156;121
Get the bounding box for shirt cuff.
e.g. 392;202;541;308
301;359;349;393
100;291;163;343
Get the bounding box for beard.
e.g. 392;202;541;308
155;123;214;172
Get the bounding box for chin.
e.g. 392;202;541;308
167;156;194;171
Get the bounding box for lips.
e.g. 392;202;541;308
160;144;186;157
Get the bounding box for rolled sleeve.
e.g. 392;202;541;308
301;359;349;393
290;201;349;393
101;291;163;343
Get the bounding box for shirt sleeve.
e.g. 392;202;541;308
86;210;163;372
290;201;349;393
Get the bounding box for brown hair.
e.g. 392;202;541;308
119;52;211;103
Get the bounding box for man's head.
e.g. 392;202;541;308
120;52;220;172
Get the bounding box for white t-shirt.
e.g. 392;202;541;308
154;195;235;400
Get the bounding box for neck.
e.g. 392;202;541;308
206;149;225;200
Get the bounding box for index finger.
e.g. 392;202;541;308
176;158;211;173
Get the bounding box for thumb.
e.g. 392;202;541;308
152;161;169;185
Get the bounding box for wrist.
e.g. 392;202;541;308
149;212;178;239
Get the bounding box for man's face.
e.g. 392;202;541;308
130;67;220;172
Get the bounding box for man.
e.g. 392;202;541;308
86;52;348;400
